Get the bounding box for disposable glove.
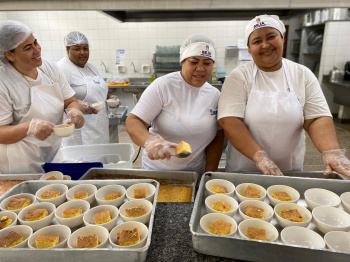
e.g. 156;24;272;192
27;118;55;141
79;101;98;114
66;108;84;128
144;135;178;160
322;149;350;178
253;150;283;176
108;95;122;109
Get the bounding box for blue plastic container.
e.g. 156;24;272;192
42;162;103;180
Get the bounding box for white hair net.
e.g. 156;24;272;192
0;20;32;64
180;34;216;62
64;31;89;47
245;15;286;45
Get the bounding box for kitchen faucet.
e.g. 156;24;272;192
131;62;137;73
100;62;109;73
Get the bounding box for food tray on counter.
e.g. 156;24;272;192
190;172;350;262
80;168;198;202
0;179;158;262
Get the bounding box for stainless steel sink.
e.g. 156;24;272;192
122;78;150;94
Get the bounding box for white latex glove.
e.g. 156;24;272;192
253;151;283;176
27;118;55;141
66;108;84;128
79;101;98;115
108;95;122;109
322;149;350;178
144;134;178;160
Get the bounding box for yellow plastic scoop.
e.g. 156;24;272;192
174;141;192;158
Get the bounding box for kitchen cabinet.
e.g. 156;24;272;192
298;23;324;76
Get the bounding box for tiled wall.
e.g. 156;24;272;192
319;21;350;116
320;21;350;75
0;10;300;79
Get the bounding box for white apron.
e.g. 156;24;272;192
226;60;305;172
0;70;64;174
62;64;109;146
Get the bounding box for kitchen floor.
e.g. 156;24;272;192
113;120;350;171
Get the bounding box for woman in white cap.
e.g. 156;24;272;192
126;35;224;175
57;31;119;146
218;15;350;178
0;20;85;174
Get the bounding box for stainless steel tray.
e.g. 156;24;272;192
0;174;43;180
190;172;350;262
0;179;159;262
80;168;198;202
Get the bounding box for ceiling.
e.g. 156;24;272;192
102;9;312;22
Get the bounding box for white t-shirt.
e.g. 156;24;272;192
218;59;331;120
57;56;101;101
131;71;221;174
0;58;75;125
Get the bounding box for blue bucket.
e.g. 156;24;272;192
42;162;103;180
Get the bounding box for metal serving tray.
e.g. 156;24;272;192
0;174;43;181
0;179;159;262
190;172;350;262
80;168;198;202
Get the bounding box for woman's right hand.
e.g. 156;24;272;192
27;118;55;141
144;135;177;160
253;151;283;176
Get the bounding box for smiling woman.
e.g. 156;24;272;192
125;34;224;176
0;20;84;174
218;14;350;179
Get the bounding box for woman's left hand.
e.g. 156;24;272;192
322;149;350;178
66;108;85;128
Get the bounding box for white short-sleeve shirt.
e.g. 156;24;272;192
0;58;75;125
131;71;221;174
218;59;331;120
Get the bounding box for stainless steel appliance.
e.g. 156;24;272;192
344;61;350;81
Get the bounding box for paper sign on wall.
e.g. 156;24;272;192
116;49;125;65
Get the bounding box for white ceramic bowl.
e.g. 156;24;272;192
35;184;68;207
235;183;267;203
91;101;105;112
274;203;312;228
28;224;71;249
238;219;279;242
200;213;237;237
83;205;119;232
18;202;55;231
106;99;120;107
66;184;97;204
205;194;238;217
54;124;75;137
281;226;325;249
324;231;350;252
0;225;33;248
0;211;17;230
340;192;350;214
266;185;300;207
238;200;274;222
0;193;37;215
304;188;341;210
205;179;235;197
55;199;90;228
39;171;64;181
126;183;156;202
95;185;126;207
119;199;152;224
67;225;109;248
312;206;350;234
109;221;148;248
